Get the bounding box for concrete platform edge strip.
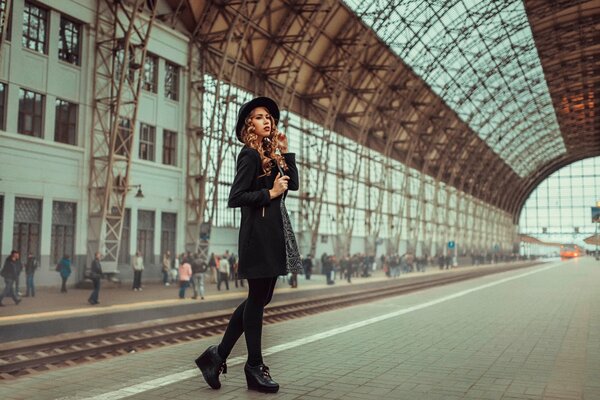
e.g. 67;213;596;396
68;263;560;400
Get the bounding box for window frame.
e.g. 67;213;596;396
137;210;155;264
139;123;156;161
162;129;177;166
160;212;176;260
50;201;76;265
142;53;158;93
22;1;48;54
1;0;13;42
54;98;78;145
18;88;45;138
12;197;42;260
58;15;81;65
164;61;179;101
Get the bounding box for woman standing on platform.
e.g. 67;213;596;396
195;97;302;393
88;252;103;305
132;251;144;291
57;255;72;293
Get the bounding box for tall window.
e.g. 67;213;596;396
163;130;177;166
116;117;132;156
160;212;176;259
139;123;155;161
0;82;6;130
164;62;179;101
58;16;81;65
143;54;157;92
22;2;47;54
18;88;44;137
51;201;76;264
13;197;42;259
137;210;154;264
115;45;135;84
55;99;77;145
1;0;12;41
118;209;131;265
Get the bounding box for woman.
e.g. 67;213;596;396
132;251;144;291
178;258;192;299
195;97;301;393
57;255;72;293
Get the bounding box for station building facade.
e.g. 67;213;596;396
0;0;517;286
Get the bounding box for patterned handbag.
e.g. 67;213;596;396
280;199;303;274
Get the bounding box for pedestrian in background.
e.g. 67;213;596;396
208;253;217;284
178;258;192;299
0;250;22;306
24;253;38;297
302;254;313;280
132;250;144;291
217;255;230;291
191;253;207;300
162;251;171;286
232;254;244;288
88;252;103;305
171;253;181;284
14;254;23;296
57;254;72;293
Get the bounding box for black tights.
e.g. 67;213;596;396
217;277;277;366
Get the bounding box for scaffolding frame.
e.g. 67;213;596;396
87;0;158;270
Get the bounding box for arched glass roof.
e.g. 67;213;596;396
344;0;566;177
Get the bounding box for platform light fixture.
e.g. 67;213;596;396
127;184;144;199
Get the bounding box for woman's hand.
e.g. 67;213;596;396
269;172;290;199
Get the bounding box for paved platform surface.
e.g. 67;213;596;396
1;257;599;399
0;260;532;320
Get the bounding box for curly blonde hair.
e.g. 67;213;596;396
241;112;288;177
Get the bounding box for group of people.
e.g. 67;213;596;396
0;250;50;306
383;253;428;277
0;250;79;306
319;253;375;284
159;250;243;299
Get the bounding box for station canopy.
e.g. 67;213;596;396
166;0;599;221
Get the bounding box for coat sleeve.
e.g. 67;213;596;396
228;148;271;208
283;153;299;191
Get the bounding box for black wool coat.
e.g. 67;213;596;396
228;146;299;279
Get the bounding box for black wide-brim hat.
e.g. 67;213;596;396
235;96;280;143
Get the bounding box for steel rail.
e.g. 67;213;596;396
0;262;538;379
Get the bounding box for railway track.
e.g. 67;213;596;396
0;262;538;379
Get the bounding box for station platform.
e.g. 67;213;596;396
1;257;599;399
0;261;529;342
0;267;399;342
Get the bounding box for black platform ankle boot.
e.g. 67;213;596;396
244;363;279;393
195;345;227;389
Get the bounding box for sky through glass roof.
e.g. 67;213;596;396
344;0;566;177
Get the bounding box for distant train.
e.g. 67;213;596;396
560;244;582;259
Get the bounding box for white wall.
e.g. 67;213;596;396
0;0;191;286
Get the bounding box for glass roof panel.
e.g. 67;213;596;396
344;0;565;177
